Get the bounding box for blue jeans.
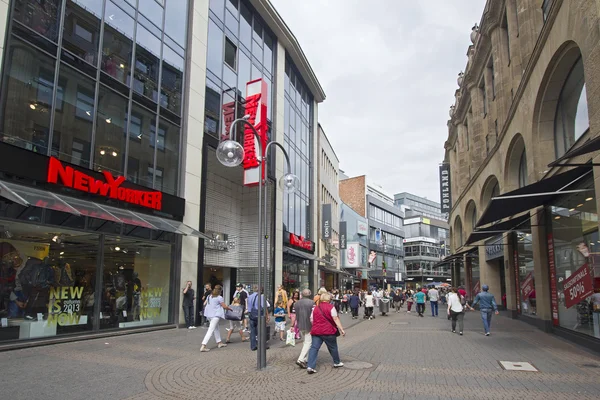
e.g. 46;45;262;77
430;301;438;316
307;335;340;369
480;309;493;333
249;318;258;350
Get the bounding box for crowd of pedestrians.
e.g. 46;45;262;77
190;281;501;373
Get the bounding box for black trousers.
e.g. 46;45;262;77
183;304;194;327
416;303;425;315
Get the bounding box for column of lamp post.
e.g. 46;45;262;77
215;115;298;370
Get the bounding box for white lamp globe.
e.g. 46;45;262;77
216;140;244;167
279;173;299;193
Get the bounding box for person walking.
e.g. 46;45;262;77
200;285;233;352
341;290;349;314
413;289;426;317
428;286;440;317
349;290;360;319
447;287;465;335
182;280;196;329
470;284;499;336
364;290;375;320
392;289;403;313
225;297;248;343
306;292;345;374
295;289;315;369
288;290;300;339
274;300;287;341
201;283;212;327
247;285;271;351
405;289;414;313
275;284;288;308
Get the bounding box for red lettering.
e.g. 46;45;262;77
88;178;110;196
48;157;74;187
73;171;88;191
102;171;126;199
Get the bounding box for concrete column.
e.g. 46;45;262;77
311;98;319;294
530;207;552;330
504;232;518;316
178;0;210;325
273;41;286;295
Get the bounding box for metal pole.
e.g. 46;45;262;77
261;154;268;369
257;149;264;370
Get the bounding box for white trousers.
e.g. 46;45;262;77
297;330;312;362
202;317;222;345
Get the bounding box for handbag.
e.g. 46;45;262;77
317;304;340;337
225;305;243;321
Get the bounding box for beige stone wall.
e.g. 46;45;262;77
339;176;366;218
445;0;600;323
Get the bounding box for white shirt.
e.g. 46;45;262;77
447;293;463;313
428;289;439;302
364;295;374;307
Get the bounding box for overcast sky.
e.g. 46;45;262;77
270;0;486;203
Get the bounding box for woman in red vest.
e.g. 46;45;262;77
306;292;346;374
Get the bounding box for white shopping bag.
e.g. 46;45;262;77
286;328;296;347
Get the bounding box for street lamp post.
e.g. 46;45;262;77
216;115;298;370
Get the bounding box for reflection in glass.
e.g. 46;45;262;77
94;86;128;175
164;0;188;45
209;0;225;21
237;51;251;95
204;80;221;136
207;20;223;78
0;40;56;154
13;0;62;42
161;45;184;114
239;3;252;50
134;26;161;101
154;118;179;195
101;1;134;86
127;104;156;189
62;0;102;65
264;34;273;74
52;65;95;167
138;0;164;29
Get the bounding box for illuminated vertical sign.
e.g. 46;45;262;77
243;79;268;186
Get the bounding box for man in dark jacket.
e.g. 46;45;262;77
294;289;315;369
349;291;361;318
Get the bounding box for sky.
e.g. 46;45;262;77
270;0;486;203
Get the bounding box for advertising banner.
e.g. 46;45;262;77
339;221;347;249
368;251;377;265
562;263;594;309
520;272;534;299
547;234;559;325
243;79;268;187
345;243;359;268
322;204;332;239
357;221;368;236
439;163;452;214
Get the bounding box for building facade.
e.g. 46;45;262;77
339;202;368;289
0;0;325;348
316;124;341;289
339;175;405;289
445;0;600;351
395;192;447;221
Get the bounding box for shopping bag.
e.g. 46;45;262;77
286;329;296;346
225;305;243;321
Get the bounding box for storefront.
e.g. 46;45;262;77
515;231;535;316
484;236;506;309
0;142;194;345
283;232;315;293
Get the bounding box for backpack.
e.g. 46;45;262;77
459;294;467;306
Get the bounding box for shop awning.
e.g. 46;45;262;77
0;180;208;239
548;135;600;167
464;213;531;246
318;265;351;276
284;247;318;260
476;166;593;227
439;248;474;264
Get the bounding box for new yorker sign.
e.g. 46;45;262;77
47;157;162;210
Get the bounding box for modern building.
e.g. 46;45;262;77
0;0;325;348
316;123;342;289
395;192;447;221
444;0;600;351
339;175;405;289
339;202;368;289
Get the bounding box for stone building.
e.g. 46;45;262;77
444;0;600;351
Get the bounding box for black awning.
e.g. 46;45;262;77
548;135;600;167
440;248;472;263
464;213;531;245
476;166;593;227
284;247;318;260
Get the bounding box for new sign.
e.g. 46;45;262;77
243;79;268;187
286;232;315;253
322;204;332;239
439;163;452;214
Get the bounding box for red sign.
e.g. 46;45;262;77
520;272;534;299
513;249;521;312
562;263;594;309
243;79;268;187
289;233;314;252
547;234;559;326
47;157;162;210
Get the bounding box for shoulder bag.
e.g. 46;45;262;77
249;295;264;321
225;304;243;321
317;304;340;337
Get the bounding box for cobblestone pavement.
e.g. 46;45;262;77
2;307;600;400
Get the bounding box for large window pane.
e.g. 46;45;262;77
207;20;224;78
161;45;184;114
153;118;179;195
62;0;102;65
239;3;252;50
164;0;188;45
237;51;251;95
264;33;273;74
127;104;156;189
0;41;56;154
134;26;161;102
138;0;164;29
209;0;225;21
101;1;135;86
101;237;172;329
52;65;95;168
94;86;128;175
13;0;62;42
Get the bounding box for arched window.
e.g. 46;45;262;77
470;206;478;231
518;150;528;188
555;57;589;157
454;218;463;248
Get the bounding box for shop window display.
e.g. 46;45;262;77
517;232;536;316
283;257;311;293
550;184;599;339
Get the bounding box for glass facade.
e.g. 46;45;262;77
368;204;402;229
517;232;535;316
0;0;187;196
282;255;311;293
283;59;312;239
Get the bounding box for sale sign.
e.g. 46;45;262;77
520;272;534;299
562;263;594;309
